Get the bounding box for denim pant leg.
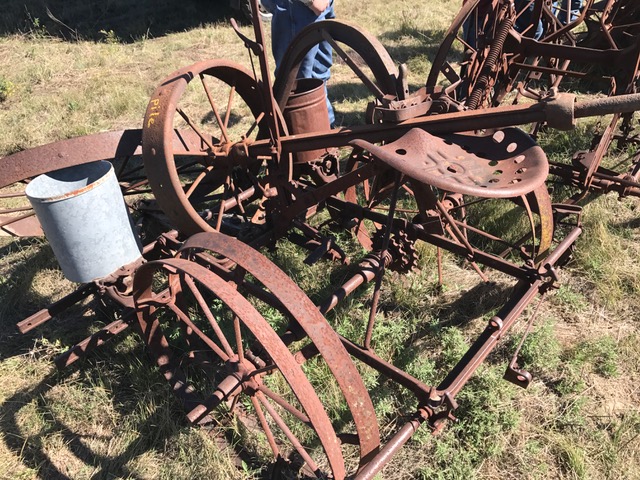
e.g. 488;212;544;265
552;0;583;24
515;0;544;39
272;0;336;125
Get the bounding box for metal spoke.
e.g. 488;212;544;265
250;394;281;458
184;166;214;199
167;299;230;362
223;83;236;132
257;391;321;473
182;274;235;358
245;111;265;139
321;31;384;100
258;383;311;425
177;107;215;151
200;74;230;144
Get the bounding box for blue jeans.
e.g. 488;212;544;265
272;0;336;124
463;0;543;48
515;0;544;40
552;0;583;24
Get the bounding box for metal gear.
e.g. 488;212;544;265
372;228;418;273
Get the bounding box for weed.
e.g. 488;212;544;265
552;284;587;312
0;78;15;102
25;12;49;39
570;336;619;378
508;319;562;373
99;29;120;44
553;436;588;479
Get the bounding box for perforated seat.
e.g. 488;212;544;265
351;127;549;198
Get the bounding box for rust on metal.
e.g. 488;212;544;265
7;0;640;476
352;127;549;198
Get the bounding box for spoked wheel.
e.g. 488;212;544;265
133;231;380;478
273;20;407;249
143;59;273;238
426;0;516;109
273;19;400;128
439;184;554;268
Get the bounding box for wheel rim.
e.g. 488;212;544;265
143;59;270;237
134;231;381;477
426;0;514;108
273;19;400;125
134;257;348;478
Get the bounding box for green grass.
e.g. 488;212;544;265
1;1;640;479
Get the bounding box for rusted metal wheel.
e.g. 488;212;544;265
426;0;515;109
0;128;206;237
142;60;272;237
272;20;405;249
273;19;401;125
134;231;380;478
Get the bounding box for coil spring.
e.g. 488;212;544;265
466;1;515;110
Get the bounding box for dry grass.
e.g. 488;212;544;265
1;1;640;479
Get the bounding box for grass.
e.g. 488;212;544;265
1;1;640;479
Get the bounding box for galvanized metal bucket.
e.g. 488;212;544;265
25;161;142;283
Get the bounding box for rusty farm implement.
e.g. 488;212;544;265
2;0;640;477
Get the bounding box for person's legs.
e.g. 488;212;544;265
272;0;335;125
514;0;544;39
552;0;583;24
271;0;297;70
291;1;335;124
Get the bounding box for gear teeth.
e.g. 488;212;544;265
372;228;418;273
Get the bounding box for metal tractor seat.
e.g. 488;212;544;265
351;127;549;198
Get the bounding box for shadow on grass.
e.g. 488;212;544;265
0;239;97;360
0;344;187;479
378;26;447;67
0;0;241;42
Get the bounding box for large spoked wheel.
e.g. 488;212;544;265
273;20;407;249
133;231;380;478
426;0;515;109
273;19;400;127
143;60;272;238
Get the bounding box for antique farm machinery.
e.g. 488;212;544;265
427;0;640;201
2;0;640;477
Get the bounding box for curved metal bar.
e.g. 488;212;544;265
133;256;347;478
178;231;381;468
0;130;142;189
272;19;400;112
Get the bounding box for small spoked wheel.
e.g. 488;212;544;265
133;231;380;478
